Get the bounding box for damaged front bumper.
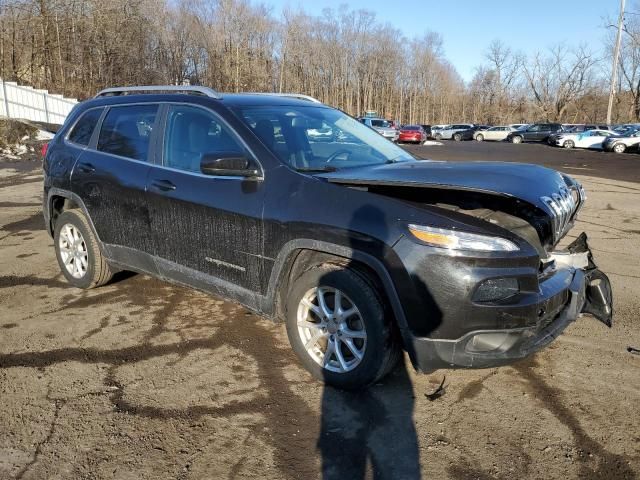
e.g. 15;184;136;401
409;233;613;371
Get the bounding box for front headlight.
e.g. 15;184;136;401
408;224;519;252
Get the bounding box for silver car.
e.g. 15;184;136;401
359;117;399;142
473;126;516;142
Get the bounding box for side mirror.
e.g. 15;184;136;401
200;153;260;178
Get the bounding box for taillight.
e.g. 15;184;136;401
41;143;48;158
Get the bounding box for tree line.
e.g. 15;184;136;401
0;0;638;125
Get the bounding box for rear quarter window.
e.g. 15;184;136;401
67;108;103;146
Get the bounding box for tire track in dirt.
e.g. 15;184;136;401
0;272;321;479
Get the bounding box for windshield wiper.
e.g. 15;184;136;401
294;166;338;173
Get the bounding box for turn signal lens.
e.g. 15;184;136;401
408;224;519;252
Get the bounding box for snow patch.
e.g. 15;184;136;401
36;130;55;141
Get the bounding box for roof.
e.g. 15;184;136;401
87;86;327;109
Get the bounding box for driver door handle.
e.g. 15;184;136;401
150;179;177;192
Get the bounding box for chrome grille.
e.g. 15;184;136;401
541;185;582;243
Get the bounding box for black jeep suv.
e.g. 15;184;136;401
42;86;613;389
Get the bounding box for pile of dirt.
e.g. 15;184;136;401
0;119;54;162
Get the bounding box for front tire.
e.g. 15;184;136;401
563;140;575;149
285;264;399;390
434;133;442;141
453;133;462;141
475;134;484;142
54;210;113;289
613;143;626;153
511;135;523;144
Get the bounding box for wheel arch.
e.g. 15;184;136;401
266;240;410;336
46;188;102;245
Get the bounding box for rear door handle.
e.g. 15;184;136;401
150;179;177;192
77;162;95;173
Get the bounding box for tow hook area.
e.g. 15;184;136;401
551;232;613;327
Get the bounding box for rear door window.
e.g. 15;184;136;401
68;108;103;146
97;104;158;161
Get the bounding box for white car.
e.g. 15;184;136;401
473;126;516;142
554;129;618;150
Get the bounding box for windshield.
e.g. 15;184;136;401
234;105;414;170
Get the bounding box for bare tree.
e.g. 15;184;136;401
523;45;599;121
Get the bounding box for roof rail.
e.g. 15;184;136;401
244;92;322;104
95;85;222;99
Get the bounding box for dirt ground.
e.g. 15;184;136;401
1;143;639;479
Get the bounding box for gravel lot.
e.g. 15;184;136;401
1;142;639;479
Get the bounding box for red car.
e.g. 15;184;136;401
398;125;426;144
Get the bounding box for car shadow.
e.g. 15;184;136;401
317;204;443;479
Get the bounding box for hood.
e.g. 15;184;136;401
317;160;571;213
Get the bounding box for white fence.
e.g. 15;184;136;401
0;79;78;125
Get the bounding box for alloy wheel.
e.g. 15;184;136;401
296;286;367;373
58;223;88;279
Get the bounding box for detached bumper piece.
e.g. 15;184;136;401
411;232;613;371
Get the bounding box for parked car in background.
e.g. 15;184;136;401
420;124;432;138
429;125;447;139
509;124;528;130
549;124;611;144
359;117;399;142
553;129;618;149
506;123;563;143
398;125;427;144
433;124;475;141
450;125;487;141
307;125;335;142
474;126;516;142
602;129;640;153
613;124;640;133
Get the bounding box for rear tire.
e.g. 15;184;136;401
511;135;523;144
54;210;113;289
285;264;399;390
453;133;462;141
